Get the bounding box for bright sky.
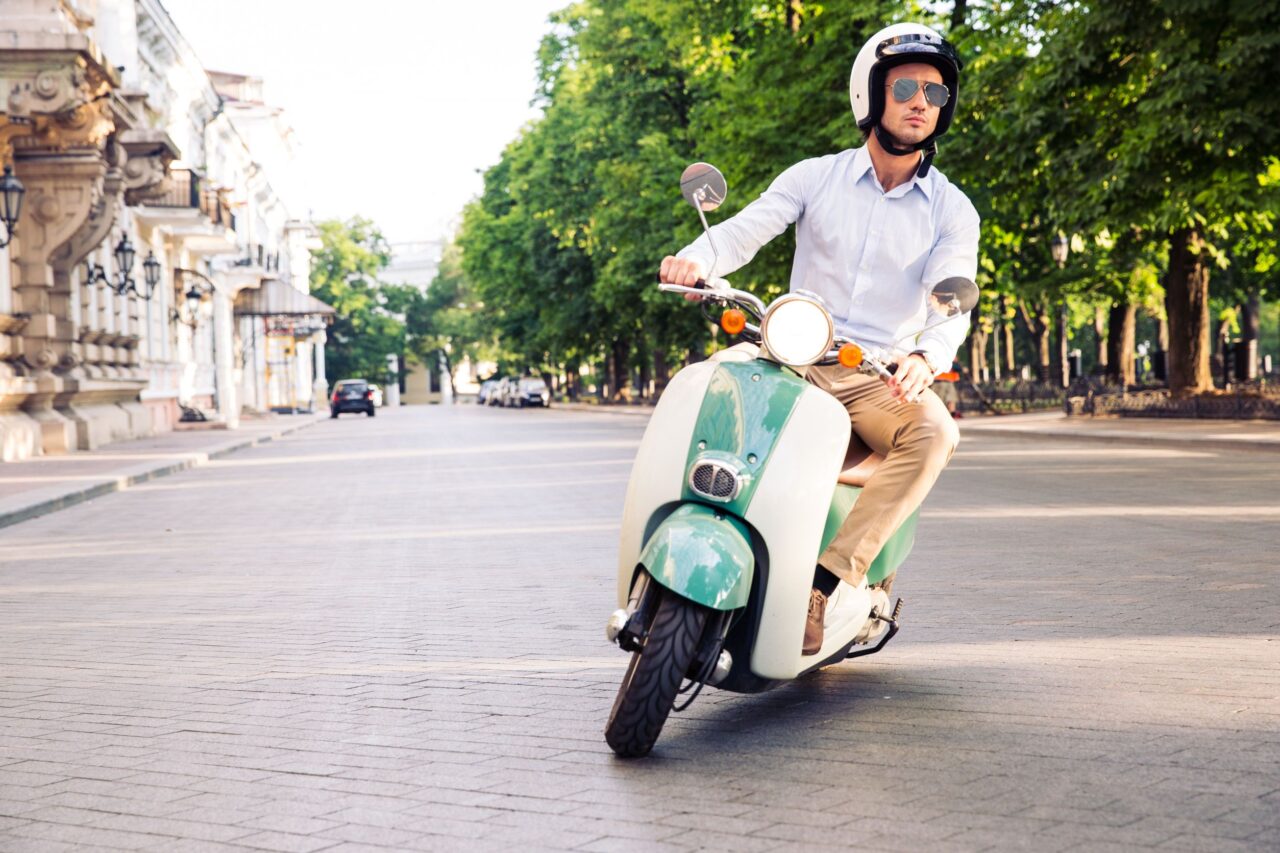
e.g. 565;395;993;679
160;0;567;246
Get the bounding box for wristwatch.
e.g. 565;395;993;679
909;350;939;375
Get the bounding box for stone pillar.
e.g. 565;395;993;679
211;286;238;429
11;152;105;452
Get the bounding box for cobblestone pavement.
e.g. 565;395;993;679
1;405;1277;852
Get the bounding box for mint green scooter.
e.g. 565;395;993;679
604;163;977;757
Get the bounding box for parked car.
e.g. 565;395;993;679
514;377;551;408
477;380;498;405
496;376;519;407
330;378;375;418
369;384;385;407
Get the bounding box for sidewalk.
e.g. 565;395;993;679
555;400;1280;452
958;410;1280;452
0;412;328;530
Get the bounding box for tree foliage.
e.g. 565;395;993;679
438;0;1279;396
310;217;406;384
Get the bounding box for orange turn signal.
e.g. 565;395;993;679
837;343;863;368
720;308;747;336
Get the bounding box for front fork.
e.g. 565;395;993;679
607;571;734;686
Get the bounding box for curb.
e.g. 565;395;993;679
549;402;654;417
0;415;327;531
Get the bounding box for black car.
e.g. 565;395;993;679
330;379;376;417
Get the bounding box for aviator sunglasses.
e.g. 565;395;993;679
889;78;950;108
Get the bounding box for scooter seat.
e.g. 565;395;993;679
837;431;884;488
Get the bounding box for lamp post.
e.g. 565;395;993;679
1051;233;1069;269
1051;232;1070;389
0;166;25;248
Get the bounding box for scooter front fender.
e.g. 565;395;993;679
638;504;754;611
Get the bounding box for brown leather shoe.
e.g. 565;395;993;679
802;588;827;655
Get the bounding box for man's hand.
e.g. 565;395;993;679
659;256;707;301
887;354;935;403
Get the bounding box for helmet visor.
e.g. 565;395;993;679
875;33;963;70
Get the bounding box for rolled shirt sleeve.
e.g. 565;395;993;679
914;195;981;373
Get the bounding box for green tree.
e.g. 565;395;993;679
309;217;405;384
992;0;1280;394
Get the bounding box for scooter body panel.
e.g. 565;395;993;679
741;384;852;679
616;361;720;607
638;504;754;610
822;486;920;586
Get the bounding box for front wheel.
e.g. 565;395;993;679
604;590;709;758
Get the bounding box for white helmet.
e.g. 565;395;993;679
849;22;962;171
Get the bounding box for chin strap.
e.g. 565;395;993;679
916;141;937;179
873;124;916;157
873;125;939;179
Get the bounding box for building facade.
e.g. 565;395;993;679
0;0;327;460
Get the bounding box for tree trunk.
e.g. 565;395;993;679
653;350;670;396
1056;302;1072;387
951;0;968;30
1164;227;1213;394
1019;298;1051;382
1000;294;1016;374
967;327;988;383
1094;305;1108;373
1240;291;1260;381
566;364;580;401
785;0;802;33
638;355;651;401
1107;300;1136;387
991;315;1002;381
611;337;631;401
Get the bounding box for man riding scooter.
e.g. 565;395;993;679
658;22;979;655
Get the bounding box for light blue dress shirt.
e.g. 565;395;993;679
678;145;980;371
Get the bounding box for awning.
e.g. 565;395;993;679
234;278;336;318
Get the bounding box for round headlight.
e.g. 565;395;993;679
760;293;834;367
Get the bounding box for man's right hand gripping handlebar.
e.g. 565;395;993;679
658;256;709;301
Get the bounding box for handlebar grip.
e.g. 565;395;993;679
654;273;707;288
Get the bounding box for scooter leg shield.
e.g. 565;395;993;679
637;504;754;611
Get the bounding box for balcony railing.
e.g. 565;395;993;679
233;243;282;271
146;168;236;232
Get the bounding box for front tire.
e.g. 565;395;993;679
604;590;709;758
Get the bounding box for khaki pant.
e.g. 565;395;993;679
806;365;960;585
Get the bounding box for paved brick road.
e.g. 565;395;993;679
1;406;1276;852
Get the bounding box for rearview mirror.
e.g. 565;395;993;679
929;277;979;317
680;162;727;212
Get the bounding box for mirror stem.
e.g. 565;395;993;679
693;192;721;280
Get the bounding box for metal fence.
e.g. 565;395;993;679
1067;383;1280;420
957;377;1280;420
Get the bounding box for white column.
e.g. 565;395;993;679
312;333;329;406
212;288;239;428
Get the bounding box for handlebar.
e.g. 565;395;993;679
654;274;766;320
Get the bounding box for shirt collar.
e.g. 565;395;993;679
851;144;934;200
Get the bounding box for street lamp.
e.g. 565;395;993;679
1051;232;1070;269
172;267;214;329
135;250;162;299
112;236;136;295
0;165;25;249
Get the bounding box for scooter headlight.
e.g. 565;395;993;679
760;293;834;367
